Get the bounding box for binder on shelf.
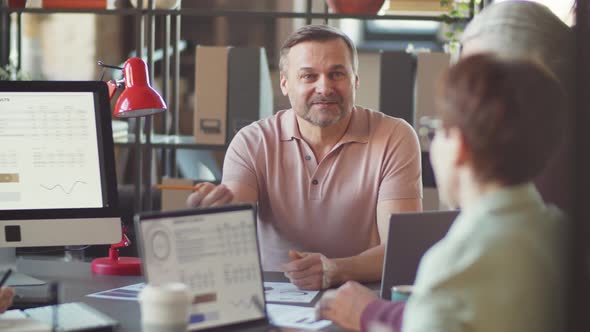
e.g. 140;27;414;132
226;47;273;143
194;46;230;145
414;52;450;150
379;51;416;125
356;52;381;111
194;46;273;145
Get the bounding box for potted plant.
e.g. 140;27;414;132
440;0;480;59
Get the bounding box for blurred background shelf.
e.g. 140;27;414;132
114;134;227;150
0;0;479;214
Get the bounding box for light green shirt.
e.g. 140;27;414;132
404;183;566;332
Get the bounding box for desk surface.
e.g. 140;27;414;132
15;258;346;332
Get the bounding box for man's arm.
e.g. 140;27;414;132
283;198;422;289
224;180;258;204
329;198;423;284
187;125;260;208
186;180;258;208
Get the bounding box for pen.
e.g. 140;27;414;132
0;269;12;289
155;184;204;191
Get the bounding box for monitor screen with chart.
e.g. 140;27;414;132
0;81;121;252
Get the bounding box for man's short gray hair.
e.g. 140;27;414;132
279;25;358;75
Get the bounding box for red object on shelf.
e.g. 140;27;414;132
325;0;385;14
8;0;26;8
42;0;106;9
91;229;142;276
110;58;167;118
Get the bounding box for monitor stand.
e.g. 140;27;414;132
0;247;45;286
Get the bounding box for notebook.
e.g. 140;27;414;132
380;210;459;300
135;204;273;331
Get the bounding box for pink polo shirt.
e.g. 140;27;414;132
222;107;422;271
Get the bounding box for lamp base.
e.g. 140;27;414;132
91;256;142;276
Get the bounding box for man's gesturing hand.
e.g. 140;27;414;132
281;250;337;290
186;182;233;208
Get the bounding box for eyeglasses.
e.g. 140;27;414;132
417;116;441;150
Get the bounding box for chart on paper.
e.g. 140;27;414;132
264;282;319;303
0;92;103;209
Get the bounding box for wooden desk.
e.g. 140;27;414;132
14;258;346;332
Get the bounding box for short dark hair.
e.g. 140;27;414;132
436;54;566;185
279;25;358;74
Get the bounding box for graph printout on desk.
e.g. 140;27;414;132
0;92;103;210
135;205;268;331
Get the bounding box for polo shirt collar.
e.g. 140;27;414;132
279;109;301;141
279;107;369;144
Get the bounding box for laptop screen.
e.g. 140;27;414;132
135;205;266;330
380;210;459;300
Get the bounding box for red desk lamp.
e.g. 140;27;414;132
106;57;167;118
91;227;142;275
91;57;167;275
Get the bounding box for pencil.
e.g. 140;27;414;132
0;269;12;288
155;184;204;191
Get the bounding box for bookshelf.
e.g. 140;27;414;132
0;0;478;212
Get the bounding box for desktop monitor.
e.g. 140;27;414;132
0;81;122;285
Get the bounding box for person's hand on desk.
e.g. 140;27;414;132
281;250;338;290
186;183;234;207
0;287;15;313
316;281;377;332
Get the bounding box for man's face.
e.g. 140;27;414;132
430;127;461;208
280;39;359;128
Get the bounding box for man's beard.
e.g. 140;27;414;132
299;95;350;128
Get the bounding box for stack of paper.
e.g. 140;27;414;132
111;120;129;139
0;310;51;332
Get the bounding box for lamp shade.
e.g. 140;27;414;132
113;57;167;118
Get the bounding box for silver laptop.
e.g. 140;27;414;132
380;210;459;300
135;204;274;331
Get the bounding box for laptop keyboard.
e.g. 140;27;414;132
24;302;118;332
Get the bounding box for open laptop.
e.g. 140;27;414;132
380;210;459;300
135;204;275;332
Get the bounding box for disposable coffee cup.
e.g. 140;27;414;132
138;282;192;332
391;285;413;302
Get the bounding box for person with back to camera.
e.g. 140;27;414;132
315;54;568;332
186;24;423;290
460;0;574;214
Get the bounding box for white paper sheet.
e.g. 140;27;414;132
86;282;145;301
266;304;331;330
264;282;319;303
0;310;51;332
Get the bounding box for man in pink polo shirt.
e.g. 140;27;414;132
187;25;423;289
